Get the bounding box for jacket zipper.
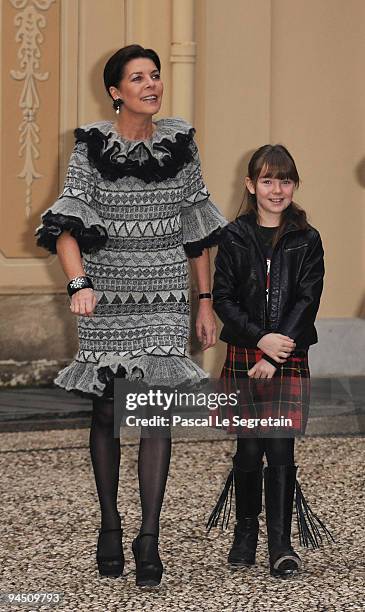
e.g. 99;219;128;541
284;243;308;252
267;229;300;323
230;240;248;250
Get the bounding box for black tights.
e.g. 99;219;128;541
235;437;295;471
90;398;171;535
90;399;121;531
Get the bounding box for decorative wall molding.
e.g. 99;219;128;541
9;0;56;219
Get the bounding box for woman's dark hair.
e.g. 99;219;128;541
103;44;161;97
240;144;308;243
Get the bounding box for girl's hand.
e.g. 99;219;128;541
196;301;217;350
70;288;97;317
257;333;295;363
248;358;276;379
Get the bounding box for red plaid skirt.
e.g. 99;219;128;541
211;345;310;436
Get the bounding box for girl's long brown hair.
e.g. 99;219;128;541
239;144;309;245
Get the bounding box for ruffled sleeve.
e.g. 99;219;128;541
181;140;227;257
35;140;108;254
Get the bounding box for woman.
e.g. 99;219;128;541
36;44;227;586
207;144;334;578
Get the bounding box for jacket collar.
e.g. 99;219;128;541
232;207;303;240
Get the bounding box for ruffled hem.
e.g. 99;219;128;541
35;197;108;255
74;118;196;183
182;196;228;257
183;227;225;258
54;354;208;397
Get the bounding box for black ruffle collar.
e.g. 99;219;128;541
74;118;195;183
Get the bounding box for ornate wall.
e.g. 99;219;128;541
0;0;364;384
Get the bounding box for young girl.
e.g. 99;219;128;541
207;144;334;578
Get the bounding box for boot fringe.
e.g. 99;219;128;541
206;469;234;533
295;479;335;549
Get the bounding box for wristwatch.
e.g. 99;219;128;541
198;292;212;300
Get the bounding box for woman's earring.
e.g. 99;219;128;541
113;98;123;114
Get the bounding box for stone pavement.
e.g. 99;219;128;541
0;425;364;611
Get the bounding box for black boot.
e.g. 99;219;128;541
264;465;335;578
227;461;263;567
264;465;301;578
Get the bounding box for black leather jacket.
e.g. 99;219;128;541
213;211;324;349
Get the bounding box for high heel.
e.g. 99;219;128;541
96;528;124;578
132;533;163;587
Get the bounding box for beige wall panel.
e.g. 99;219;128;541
270;0;365;317
195;0;271;217
78;0;126;125
126;0;172;117
0;256;65;291
77;0;172;124
1;0;60;259
195;0;271;375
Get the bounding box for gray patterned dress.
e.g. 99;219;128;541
36;117;227;396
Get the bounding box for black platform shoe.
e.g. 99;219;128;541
96;528;124;578
132;533;163;587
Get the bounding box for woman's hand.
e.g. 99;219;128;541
248;358;276;379
257;333;295;363
196;300;216;350
70;288;97;317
